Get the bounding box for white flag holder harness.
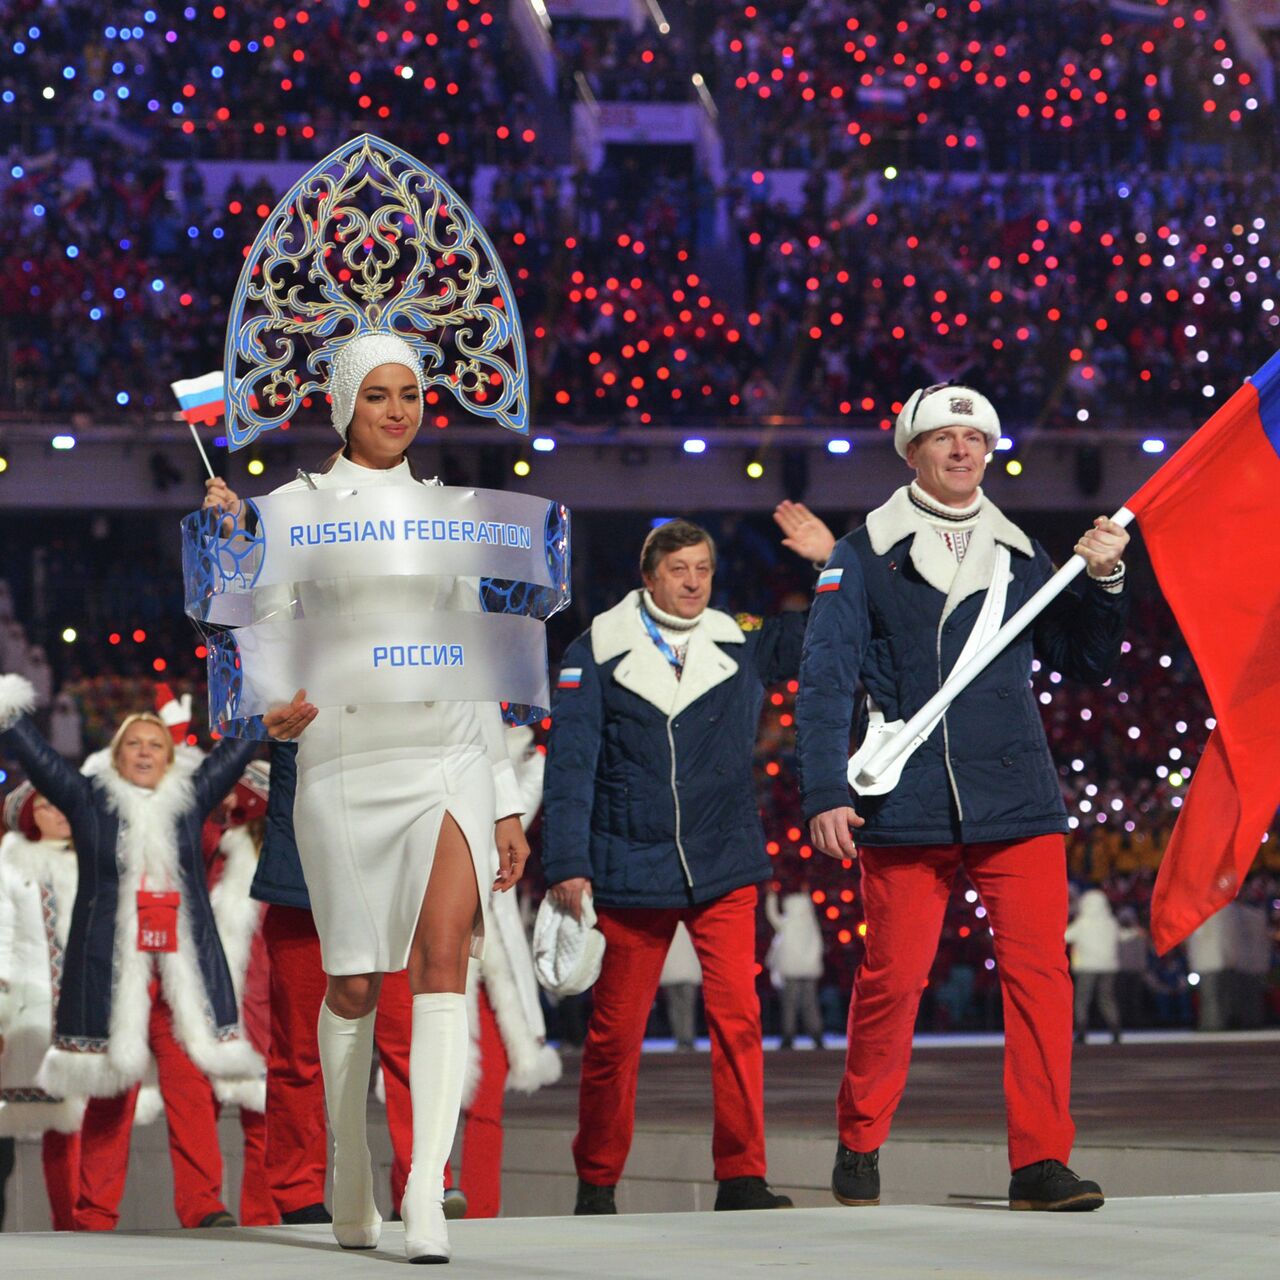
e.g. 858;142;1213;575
848;546;1010;797
848;506;1136;796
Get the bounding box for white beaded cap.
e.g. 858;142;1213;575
328;332;426;439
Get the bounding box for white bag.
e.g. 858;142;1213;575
533;890;606;997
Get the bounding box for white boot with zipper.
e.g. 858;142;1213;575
317;1002;382;1249
401;991;469;1264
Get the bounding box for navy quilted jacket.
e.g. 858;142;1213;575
797;511;1127;846
542;590;807;908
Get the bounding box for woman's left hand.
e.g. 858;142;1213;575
493;816;530;892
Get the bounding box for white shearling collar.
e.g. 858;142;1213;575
590;589;745;716
865;485;1033;620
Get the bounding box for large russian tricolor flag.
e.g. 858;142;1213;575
1130;348;1280;951
171;372;226;426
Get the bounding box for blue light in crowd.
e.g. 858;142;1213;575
144;9;157;21
148;99;160;112
172;102;184;115
649;516;676;528
212;227;225;239
28;26;40;38
187;226;199;238
105;26;117;38
51;435;76;450
132;26;144;39
112;61;124;74
151;279;165;293
531;436;556;453
247;40;260;52
89;307;103;321
0;769;7;785
13;41;25;55
212;65;224;79
63;66;75;80
1118;184;1131;199
214;436;228;447
119;239;131;250
33;203;44;216
996;435;1014;451
66;245;79;258
1142;438;1166;454
184;7;198;19
116;392;130;406
2;91;14;104
113;287;126;299
10;164;22;178
826;438;851;455
117;86;130;99
682;438;707;454
92;89;104;102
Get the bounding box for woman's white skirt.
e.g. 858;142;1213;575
294;739;497;976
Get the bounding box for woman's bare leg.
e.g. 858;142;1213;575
408;811;480;994
402;811;481;1261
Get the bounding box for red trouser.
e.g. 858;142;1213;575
445;985;509;1217
839;835;1075;1170
261;905;413;1216
75;996;226;1230
574;884;765;1186
236;1106;275;1226
41;1128;80;1230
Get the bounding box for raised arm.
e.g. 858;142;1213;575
0;676;91;818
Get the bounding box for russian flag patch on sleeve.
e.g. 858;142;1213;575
557;667;583;689
816;568;843;594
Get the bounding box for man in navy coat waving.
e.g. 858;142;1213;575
543;516;829;1215
797;385;1129;1214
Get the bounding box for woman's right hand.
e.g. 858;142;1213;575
203;476;241;512
262;689;318;740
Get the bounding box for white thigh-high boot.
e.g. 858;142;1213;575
402;992;468;1263
317;1002;382;1249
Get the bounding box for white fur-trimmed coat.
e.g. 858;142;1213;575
0;833;85;1136
0;673;264;1100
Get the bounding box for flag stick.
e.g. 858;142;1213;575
187;420;216;479
852;505;1136;790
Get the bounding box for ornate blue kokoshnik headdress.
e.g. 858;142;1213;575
222;133;529;450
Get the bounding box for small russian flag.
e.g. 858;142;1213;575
171;372;226;426
816;568;843;593
557;667;583;690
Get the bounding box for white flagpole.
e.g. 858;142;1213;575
187;420;216;479
851;505;1136;791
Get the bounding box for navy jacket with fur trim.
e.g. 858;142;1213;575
0;676;261;1097
796;489;1128;845
541;589;807;908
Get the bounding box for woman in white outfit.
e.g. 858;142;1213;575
204;332;530;1263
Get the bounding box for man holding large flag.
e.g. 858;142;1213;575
796;384;1129;1213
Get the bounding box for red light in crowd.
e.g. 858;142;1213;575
838;930;853;945
108;633;121;645
132;629;146;643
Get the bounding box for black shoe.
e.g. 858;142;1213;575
714;1176;792;1210
281;1202;333;1225
196;1210;236;1228
832;1144;880;1206
1009;1160;1104;1211
574;1179;617;1215
443;1187;468;1220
